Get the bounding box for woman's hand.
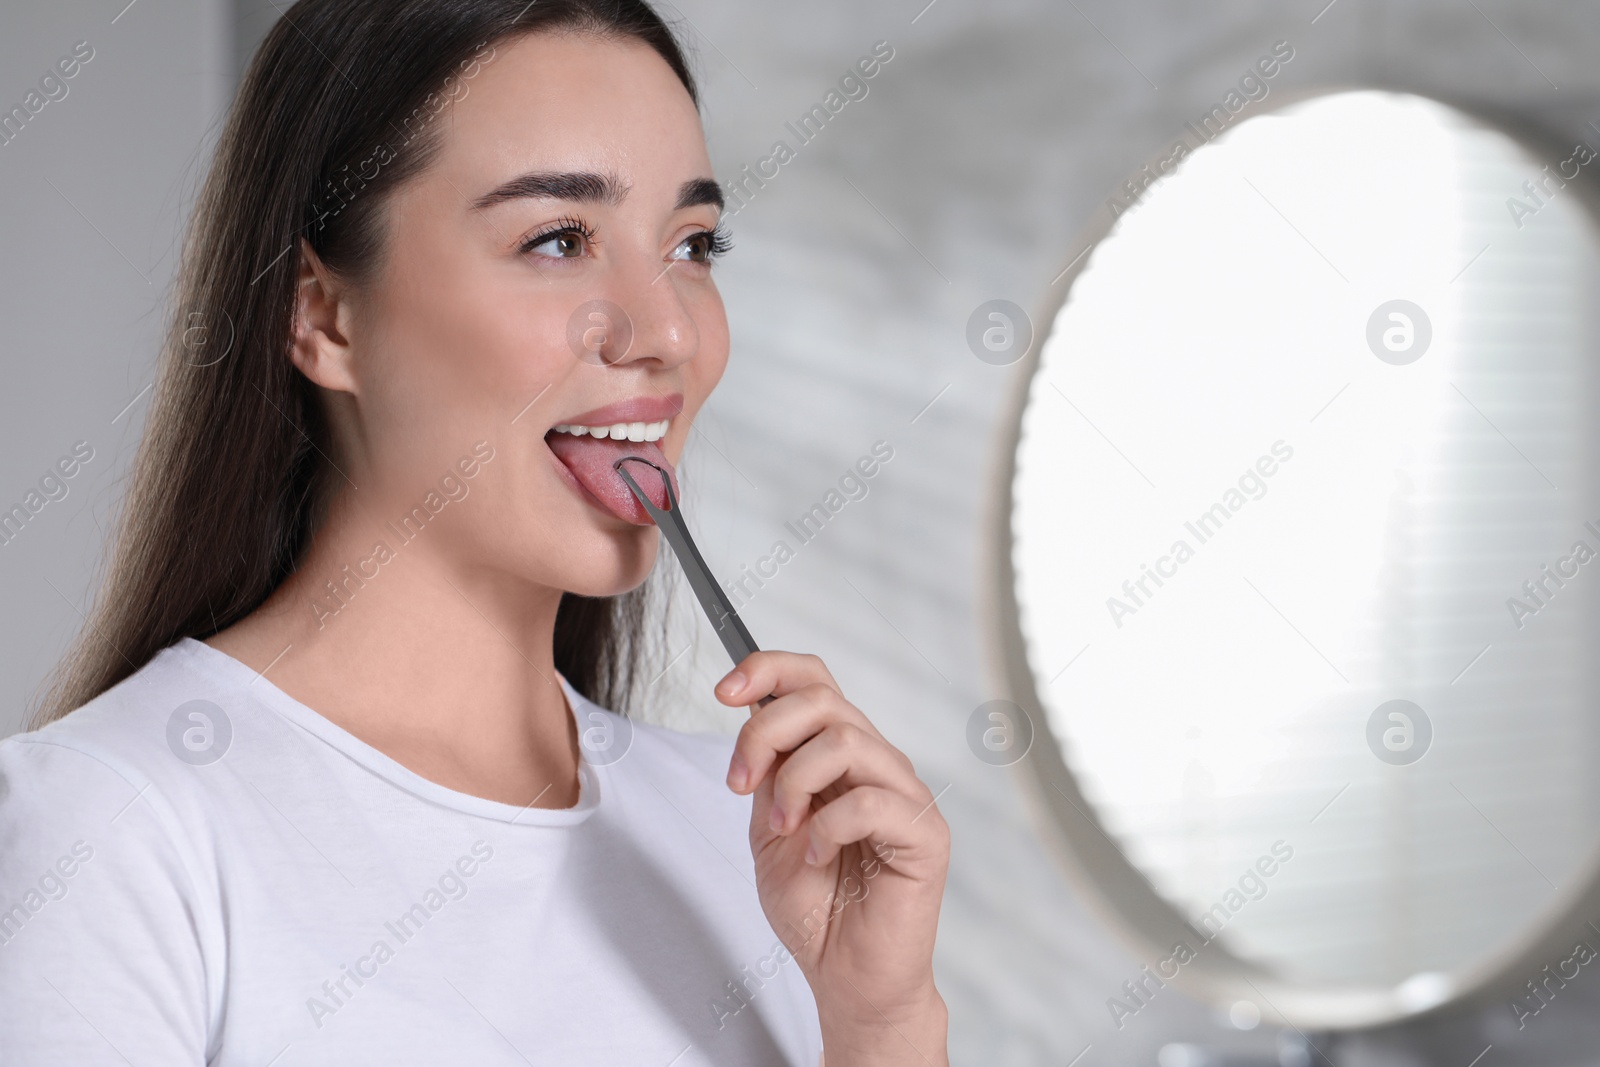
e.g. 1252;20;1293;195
716;651;950;1067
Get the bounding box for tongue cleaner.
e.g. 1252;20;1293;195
614;457;772;707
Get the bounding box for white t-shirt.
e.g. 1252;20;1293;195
0;638;821;1065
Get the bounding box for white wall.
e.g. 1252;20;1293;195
0;0;230;732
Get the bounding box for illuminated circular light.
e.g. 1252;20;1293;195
1395;971;1453;1013
1002;90;1600;1027
1229;1000;1262;1030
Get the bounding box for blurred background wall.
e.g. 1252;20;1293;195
3;1;1598;1063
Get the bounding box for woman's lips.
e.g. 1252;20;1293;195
560;393;684;428
545;431;677;525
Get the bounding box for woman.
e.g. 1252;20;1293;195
0;2;949;1063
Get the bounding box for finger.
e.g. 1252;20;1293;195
714;650;837;709
727;682;891;794
804;784;949;870
769;721;927;836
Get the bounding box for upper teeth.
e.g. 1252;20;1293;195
552;419;670;443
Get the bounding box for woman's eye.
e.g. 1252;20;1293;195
518;224;593;259
672;227;732;265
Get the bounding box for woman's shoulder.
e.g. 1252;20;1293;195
0;642;219;1059
577;691;736;779
630;714;738;779
566;687;748;826
0;651;206;879
4;639;236;791
0;638;264;870
0;638;226;908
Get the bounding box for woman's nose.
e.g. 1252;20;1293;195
571;258;699;370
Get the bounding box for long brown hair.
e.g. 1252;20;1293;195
33;0;698;727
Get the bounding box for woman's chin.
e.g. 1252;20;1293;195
553;532;661;598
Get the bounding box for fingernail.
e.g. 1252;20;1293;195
727;753;748;792
769;804;785;833
717;670;747;697
805;843;819;865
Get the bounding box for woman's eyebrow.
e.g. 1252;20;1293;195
471;171;723;214
472;170;627;209
675;177;724;213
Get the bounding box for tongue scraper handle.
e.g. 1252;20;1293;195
614;457;772;708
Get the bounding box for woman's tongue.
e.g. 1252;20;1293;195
546;432;677;525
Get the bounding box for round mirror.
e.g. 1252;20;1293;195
997;90;1600;1029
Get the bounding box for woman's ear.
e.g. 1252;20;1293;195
289;238;360;393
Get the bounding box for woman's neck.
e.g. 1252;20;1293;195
204;490;580;809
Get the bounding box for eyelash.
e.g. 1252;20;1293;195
514;217;733;264
691;224;734;262
517;215;597;256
